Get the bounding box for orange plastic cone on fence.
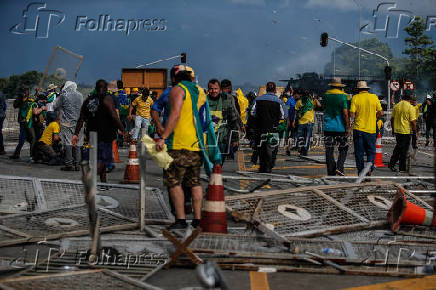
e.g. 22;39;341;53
374;132;386;168
387;188;435;232
200;164;228;234
112;140;120;163
120;140;140;184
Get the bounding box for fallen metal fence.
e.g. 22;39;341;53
0;175;171;222
225;182;432;239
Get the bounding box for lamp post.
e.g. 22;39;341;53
353;0;362;79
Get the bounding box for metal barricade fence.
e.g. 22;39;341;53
3;99;20;142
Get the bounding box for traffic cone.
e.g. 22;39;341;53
374;132;386;168
200;164;228;234
120;140;140;184
387;188;435;232
112;140;120;163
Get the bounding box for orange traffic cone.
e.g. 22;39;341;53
387;188;435;232
200;164;228;233
112;140;120;163
120;140;140;184
374;132;386;168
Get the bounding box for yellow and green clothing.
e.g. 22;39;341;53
39;121;60;146
132;96;153;119
168;81;221;175
20;96;37;128
350;91;382;134
295;99;316;125
392;100;417;134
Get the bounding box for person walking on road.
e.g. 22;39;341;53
129;88;153;142
156;66;221;230
250;82;287;173
53;81;83;171
423;94;435;146
350;81;383;175
389;91;418;172
72;80;125;182
322;78;350;176
294;90;321;156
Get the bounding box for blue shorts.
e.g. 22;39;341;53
98;142;113;167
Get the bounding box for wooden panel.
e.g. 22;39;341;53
122;69;144;88
144;69;167;89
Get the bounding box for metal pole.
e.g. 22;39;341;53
90;131;98;189
139;128;147;232
333;43;336;78
387;80;391;111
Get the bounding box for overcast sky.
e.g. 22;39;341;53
1;0;435;87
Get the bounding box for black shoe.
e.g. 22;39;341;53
0;151;6;155
167;219;188;230
286;150;290;156
9;154;19;160
425;141;429;147
106;165;115;173
388;164;398;172
191;219;201;229
74;166;80;171
61;166;75;171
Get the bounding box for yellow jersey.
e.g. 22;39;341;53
167;82;205;151
350;91;382;134
39;122;60;146
392;100;417;134
132;96;154;119
295;99;316;125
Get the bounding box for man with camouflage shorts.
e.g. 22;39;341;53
156;66;206;230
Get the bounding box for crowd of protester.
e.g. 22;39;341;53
1;65;435;229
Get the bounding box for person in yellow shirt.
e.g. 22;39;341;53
388;91;417;172
33;116;61;165
128;88;154;141
411;97;422;150
350;81;383;175
293;90;321;156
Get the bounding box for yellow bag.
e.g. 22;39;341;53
141;134;174;170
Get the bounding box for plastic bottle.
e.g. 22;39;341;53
321;248;342;255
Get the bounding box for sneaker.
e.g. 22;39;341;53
61;166;75;171
286;150;291;156
167;219;188;230
191;219;201;229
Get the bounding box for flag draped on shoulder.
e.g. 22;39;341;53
180;81;222;175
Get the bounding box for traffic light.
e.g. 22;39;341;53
181;53;187;63
384;66;392;80
320;33;329;47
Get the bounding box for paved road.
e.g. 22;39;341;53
0;140;434;289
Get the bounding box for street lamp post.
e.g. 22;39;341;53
353;0;362;79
